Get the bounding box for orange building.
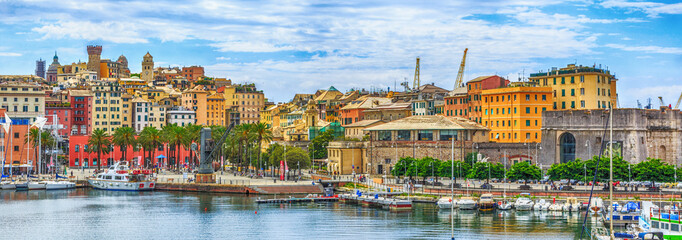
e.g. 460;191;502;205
182;88;209;125
481;84;552;143
182;66;204;81
206;93;225;126
443;76;508;124
339;97;390;126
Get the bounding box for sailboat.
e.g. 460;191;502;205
1;113;16;190
498;154;512;210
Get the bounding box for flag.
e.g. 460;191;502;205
2;113;11;133
279;161;285;181
31;116;48;129
138;156;143;166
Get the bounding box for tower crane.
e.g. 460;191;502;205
676;92;682;109
454;48;468;89
413;57;420;92
658;96;665;107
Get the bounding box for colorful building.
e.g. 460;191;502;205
0;82;45;122
481;84;553;143
443;76;509;124
206;93;225;126
45;102;71;137
68;135;194;168
167;106;195;127
182;88;210;125
528;64;618;110
181;66;204;81
68;89;92;135
91;82;124;134
340;96;391;126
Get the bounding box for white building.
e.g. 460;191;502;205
167;106;195;127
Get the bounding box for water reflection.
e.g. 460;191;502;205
0;189;592;239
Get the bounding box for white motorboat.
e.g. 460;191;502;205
45;181;76;190
437;197;456;209
549;203;563;211
514;193;534;211
563;197;580;212
589;197;604;213
533;199;547;211
28;181;47;190
458;197;477;210
1;181;16;190
88;161;155;191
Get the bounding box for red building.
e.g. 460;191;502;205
68;135;195;168
182;66;204;81
45;104;71;137
68;89;92;136
340;97;390;126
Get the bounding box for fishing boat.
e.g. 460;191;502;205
437;197;456;209
458;197;477;210
514;193;534;211
87;161;155;191
478;194;495;212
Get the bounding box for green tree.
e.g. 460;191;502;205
87;129;111;171
391;157;418;178
24;128;55;173
464;151;480;166
438;160;471;183
251;122;273;174
506;161;542;180
164;124;186;170
183;124;202;168
112;127;136;162
634;158;675;183
285;146;310;178
310;130;334;159
265;143;285;177
467;162;504;183
139;126;161;168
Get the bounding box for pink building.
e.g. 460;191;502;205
45;104;71;137
68;135;196;169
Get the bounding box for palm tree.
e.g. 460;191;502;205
112;127;136;162
87;129;111;171
251;122;273;175
25;128;55;173
165;124;185;170
234;123;256;173
140;126;161;168
183;124;202;169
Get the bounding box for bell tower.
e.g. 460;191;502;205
87;45;102;79
141;52;154;82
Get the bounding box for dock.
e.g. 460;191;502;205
256;195;339;204
339;194;413;212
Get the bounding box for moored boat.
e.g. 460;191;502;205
87;161;155;191
458;197;477;210
28;181;47;190
15;182;28;191
437;197;455;209
1;181;16;190
514;193;533;211
478;194;495;212
45;181;76;190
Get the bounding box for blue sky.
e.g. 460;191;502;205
0;0;681;106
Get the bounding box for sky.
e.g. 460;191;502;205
0;0;681;106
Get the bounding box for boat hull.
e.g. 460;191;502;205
478;203;495;212
88;179;155;191
45;182;76;190
28;183;46;190
15;183;28;191
1;183;16;190
459;203;477;210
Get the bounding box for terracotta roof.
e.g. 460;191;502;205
340;97;391;110
364;115;488;131
447;87;467;97
68;89;92;97
467;75;494;83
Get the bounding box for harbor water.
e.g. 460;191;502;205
0;189;594;239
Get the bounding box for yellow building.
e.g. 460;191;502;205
206;93;225;126
118;78;147;95
221;83;265;124
260;104;279;128
529;64;617;110
481;84;553;143
121;93;133;128
182;88;210;126
91;82;124;134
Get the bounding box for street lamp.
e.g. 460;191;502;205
584;163;587;192
535;143;541;165
471;142;478;167
524;139;530;163
585;140;591;160
628;164;631;183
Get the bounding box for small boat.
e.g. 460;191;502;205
478;194;495;212
15;182;28;191
497;201;513;210
533;199;547;211
28;181;47;190
549;203;563;211
87;161;155;191
1;181;16;190
437;197;456;209
388;198;412;211
45;181;76;190
589;197;604;214
458;197;477;210
514;193;533;211
569;197;581;212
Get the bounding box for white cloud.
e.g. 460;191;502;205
605;43;682;54
0;52;22;57
601;0;682;17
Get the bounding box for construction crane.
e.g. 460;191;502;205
676;92;682;109
413;57;420;92
454;48;468;89
637;100;642;109
400;78;410;92
659;96;665;107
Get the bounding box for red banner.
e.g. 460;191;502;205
280;161;285;181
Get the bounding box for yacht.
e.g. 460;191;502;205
45;181;76;190
458;197;477;210
1;181;16;190
88;161;155;191
437;197;456;209
478;194;496;212
28;181;47;190
514;193;534;211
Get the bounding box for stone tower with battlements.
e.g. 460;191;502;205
141;52;154;82
87;45;102;80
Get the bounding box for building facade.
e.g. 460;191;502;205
539;109;681;165
0;82;45;122
167;107;196;127
481;84;553;143
529;64;618;110
141;52;154;82
91;82;123;134
35;58;46;79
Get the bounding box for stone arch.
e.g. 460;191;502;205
560;132;576;163
660;145;667;163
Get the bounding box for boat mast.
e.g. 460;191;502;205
609;105;614;239
451;136;454;240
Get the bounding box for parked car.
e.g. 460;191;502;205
577;181;585;186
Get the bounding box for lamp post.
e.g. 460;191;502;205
535;143;541;165
487;162;491;193
471;142;478;167
584;163;587;192
585;140;591;160
524;139;530;163
628;164;631;183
